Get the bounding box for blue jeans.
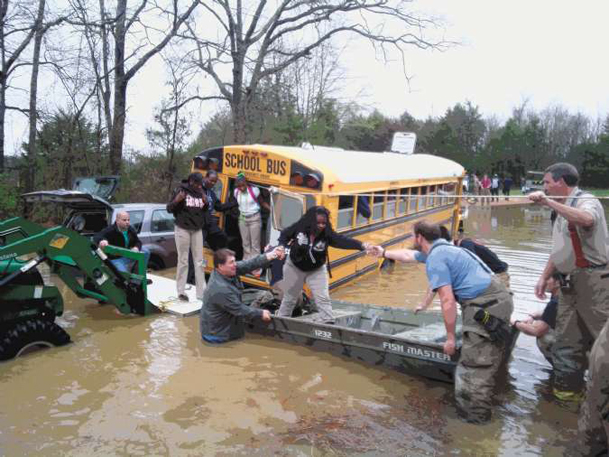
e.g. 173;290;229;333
110;247;150;273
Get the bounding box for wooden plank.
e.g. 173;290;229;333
146;273;202;316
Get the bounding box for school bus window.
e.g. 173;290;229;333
398;188;409;214
337;195;355;230
409;187;419;212
356;194;371;226
290;171;304;186
443;182;457;204
428;185;436;207
372;192;385;220
212;177;224;213
271;193;304;230
305;173;321;189
387;190;397;218
419;186;428;210
436;184;444;206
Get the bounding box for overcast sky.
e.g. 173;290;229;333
346;0;609;122
5;0;609;156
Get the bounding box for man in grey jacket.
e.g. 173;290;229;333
200;246;285;343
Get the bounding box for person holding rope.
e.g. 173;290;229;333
368;221;513;424
528;162;609;454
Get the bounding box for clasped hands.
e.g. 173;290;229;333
264;245;286;261
362;243;385;258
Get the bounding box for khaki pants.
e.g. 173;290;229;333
175;225;206;300
578;319;609;456
553;267;609;394
537;329;556;367
277;258;333;321
238;213;262;261
455;277;514;423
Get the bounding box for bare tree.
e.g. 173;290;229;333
25;0;66;200
147;52;194;197
179;0;449;143
67;0;200;175
0;0;43;171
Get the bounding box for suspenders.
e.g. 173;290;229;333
567;191;591;268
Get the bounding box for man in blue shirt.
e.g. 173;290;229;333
369;220;514;424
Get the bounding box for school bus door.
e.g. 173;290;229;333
268;187;305;246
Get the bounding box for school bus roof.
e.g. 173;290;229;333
247;144;465;184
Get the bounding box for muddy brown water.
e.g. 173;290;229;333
2;203;607;456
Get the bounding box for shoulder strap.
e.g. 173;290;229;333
247;185;258;202
429;242;493;275
567;190;590;268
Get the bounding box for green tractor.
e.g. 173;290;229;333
0;217;153;360
0;255;69;359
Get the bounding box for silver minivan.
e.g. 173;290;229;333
22;177;177;270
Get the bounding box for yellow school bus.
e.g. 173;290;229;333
192;144;465;290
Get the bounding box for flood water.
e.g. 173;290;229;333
2;203;607;456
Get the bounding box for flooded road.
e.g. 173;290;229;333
2;203;606;456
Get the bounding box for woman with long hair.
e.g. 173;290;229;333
277;206;369;322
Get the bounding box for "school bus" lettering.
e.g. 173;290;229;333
224;153;287;176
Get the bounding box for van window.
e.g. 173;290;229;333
387;190;397;218
338;195;355;229
409;187;419;212
372;192;385;220
151;209;175;232
126;210;145;233
398;188;409;214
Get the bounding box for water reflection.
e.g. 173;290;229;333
1;203;606;455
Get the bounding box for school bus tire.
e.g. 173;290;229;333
0;318;71;361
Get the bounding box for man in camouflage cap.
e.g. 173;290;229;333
529;162;609;405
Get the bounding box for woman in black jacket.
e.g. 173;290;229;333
277;206;368;321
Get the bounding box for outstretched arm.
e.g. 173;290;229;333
368;245;418;263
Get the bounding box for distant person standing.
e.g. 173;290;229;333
480;174;491;205
167;172;208;302
491;174;500;202
502;176;513;200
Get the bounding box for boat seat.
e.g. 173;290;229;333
295;309;362;328
392;322;451;343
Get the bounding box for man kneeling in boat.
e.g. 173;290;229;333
368;221;514;424
200;247;284;344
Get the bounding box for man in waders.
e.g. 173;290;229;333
368;221;513;423
529;162;609;454
529;163;609;401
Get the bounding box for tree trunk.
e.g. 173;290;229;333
109;81;127;174
99;0;113;141
25;0;46;204
109;0;127;175
0;79;5;173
